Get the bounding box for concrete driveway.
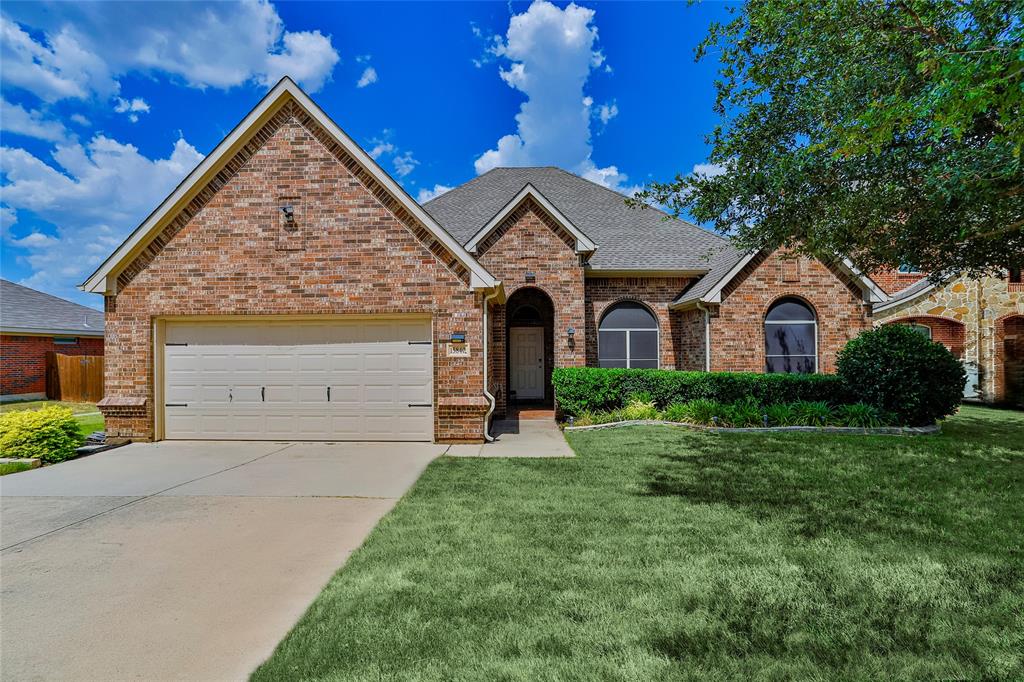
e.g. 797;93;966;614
0;440;444;681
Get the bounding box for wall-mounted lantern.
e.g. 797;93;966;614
567;326;575;340
281;205;295;224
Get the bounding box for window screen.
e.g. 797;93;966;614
764;297;816;374
598;302;658;368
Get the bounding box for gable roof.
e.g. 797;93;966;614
1;279;104;336
872;276;939;313
425;167;730;273
81;77;498;295
671;250;888;309
464;183;597;255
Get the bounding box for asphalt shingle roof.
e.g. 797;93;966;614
425;167;741;273
0;279;104;335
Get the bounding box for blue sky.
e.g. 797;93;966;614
1;1;733;308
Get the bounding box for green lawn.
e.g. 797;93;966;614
75;413;104;438
0;462;34;476
253;405;1023;681
0;399;98;415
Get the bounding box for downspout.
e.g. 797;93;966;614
481;288;500;442
696;301;711;372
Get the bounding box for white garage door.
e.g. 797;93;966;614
162;319;432;441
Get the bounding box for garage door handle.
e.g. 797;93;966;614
261;387;265;402
408;403;432;407
327;386;331;402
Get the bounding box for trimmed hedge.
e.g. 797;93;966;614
552;367;848;417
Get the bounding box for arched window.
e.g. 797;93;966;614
599;302;658;369
764;297;817;374
905;323;932;339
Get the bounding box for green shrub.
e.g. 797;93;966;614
661;403;689;423
620;397;660;421
837;324;965;426
0;405;83;462
833;402;888;428
552;367;847;417
727;396;764;427
765;403;797;426
681;398;722;425
791;400;832;427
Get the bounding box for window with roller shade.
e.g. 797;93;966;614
764;297;817;373
598;302;659;369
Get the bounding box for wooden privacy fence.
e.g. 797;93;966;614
46;352;104;402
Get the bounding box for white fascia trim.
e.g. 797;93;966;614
668;250;759;309
873;282;937;313
585;268;708;278
81;77;497;294
465;183;598;256
838;257;888;303
0;327;104;337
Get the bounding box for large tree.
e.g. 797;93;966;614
633;0;1024;276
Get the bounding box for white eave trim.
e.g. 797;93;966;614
838;257;887;304
464;183;598;256
873;281;937;313
1;327;105;337
80;77;497;295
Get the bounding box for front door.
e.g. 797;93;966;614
510;326;544;400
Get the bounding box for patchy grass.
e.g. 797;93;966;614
0;400;97;415
253;405;1024;681
0;462;34;476
75;413;104;438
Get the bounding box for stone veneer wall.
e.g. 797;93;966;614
710;250;872;373
101;100;487;443
476;198;586;418
873;275;1024;402
583;276;696;370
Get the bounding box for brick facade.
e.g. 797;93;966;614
583;277;695;370
871;267;927;296
881;315;966;358
477;198;585;418
101;101;486;442
709;250;871;373
1;334;104;397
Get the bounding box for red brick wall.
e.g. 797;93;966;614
102;101;486;442
583;277;695;369
675;308;706;371
872;267;927;295
477;198;586;416
882;316;966;358
1;334;104;396
711;250;871;373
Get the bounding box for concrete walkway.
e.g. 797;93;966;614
448;416;575;457
0;440;443;681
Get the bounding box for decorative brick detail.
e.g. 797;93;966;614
103;103;485;442
583;277;695;369
871;267;928;295
0;335;104;396
710;250;871;373
477;198;585;416
881;316;966;358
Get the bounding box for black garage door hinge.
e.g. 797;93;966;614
407;403;432;407
165;343;188;346
165;403;188;407
407;341;431;345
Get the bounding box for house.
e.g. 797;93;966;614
80;78;889;444
1;279;104;402
872;269;1024;406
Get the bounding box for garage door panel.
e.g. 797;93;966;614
163;320;433;441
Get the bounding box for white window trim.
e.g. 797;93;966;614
906;323;932;339
764;318;818;374
597;302;660;369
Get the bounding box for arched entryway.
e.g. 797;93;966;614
997;315;1024;408
506;287;555;407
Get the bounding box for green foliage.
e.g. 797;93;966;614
726;396;764;427
552;367;846;417
0;405;84;462
661;403;689;423
837;325;966;425
791;401;833;427
632;0;1023;276
765;403;797;427
621;397;660;421
833;402;888;428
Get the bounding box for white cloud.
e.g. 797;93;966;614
356;54;371;63
0;98;68;141
356;66;378;88
474;1;632;191
70;113;90;126
392;151;418;178
368;141;395;160
114;96;149;113
597;101;618;125
0;2;339;101
417;184;453;203
0;135;204;296
691;162;726;177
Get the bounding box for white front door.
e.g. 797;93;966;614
510;326;544;400
162;318;433;441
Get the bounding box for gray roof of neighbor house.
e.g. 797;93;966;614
0;279;104;336
424;167;741;273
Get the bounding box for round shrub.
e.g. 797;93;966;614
0;405;84;462
836;324;965;426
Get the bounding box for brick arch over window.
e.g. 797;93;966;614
995;314;1024;406
883;315;966;359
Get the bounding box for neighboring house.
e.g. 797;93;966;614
77;78;892;444
0;279;104;401
873;269;1024;406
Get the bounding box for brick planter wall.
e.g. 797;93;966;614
101;101;486;442
1;334;104;397
710;250;871;373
